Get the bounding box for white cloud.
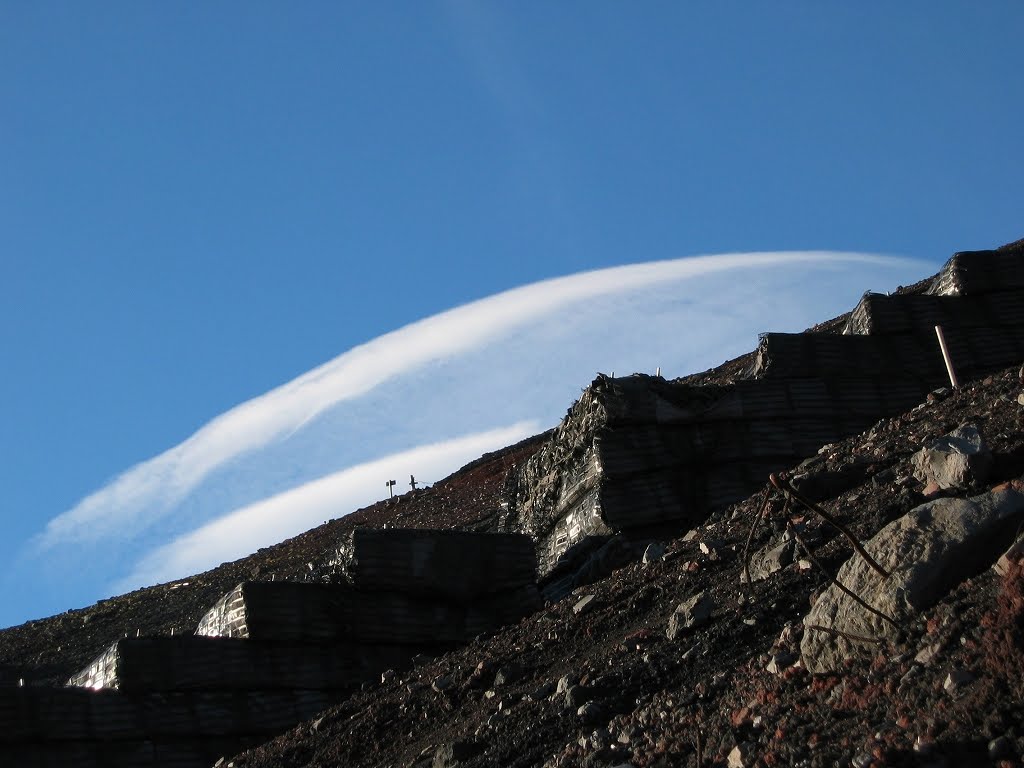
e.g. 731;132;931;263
22;249;931;618
117;421;539;591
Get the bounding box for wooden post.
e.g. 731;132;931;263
385;480;396;498
934;325;959;388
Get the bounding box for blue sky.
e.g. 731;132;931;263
1;3;1021;629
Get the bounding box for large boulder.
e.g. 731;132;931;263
911;424;992;491
801;481;1024;674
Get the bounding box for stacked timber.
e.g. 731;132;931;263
926;248;1024;296
331;528;537;602
194;581;539;647
0;686;337;768
67;635;415;692
197;530;540;647
506;246;1024;581
50;529;540;767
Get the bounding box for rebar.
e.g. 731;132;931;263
770;473;890;579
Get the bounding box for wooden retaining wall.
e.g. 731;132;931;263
67;635;418;693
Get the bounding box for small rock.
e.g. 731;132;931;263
911;424;992;490
526;681;555;701
577;702;603;721
988;735;1013;760
700;539;723;556
728;742;755;768
432;675;453;693
994;535;1024;576
683;529;699;542
565;684;592;709
743;541;795;582
556;674;575;695
943;669;975;695
642;542;666;563
494;663;522;687
766;651;797;675
381;669;396;684
666;592;714;640
914;643;941;665
1018;393;1024;406
433;740;481;768
573;594;598;616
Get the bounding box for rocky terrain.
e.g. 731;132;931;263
2;239;1023;768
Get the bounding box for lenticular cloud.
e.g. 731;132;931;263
30;251;926;607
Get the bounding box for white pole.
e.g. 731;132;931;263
934;325;959;388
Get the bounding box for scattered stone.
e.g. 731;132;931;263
494;663;522;687
573;595;598;616
642;542;666;563
526;681;555;701
911;424;993;490
565;684;592;710
728;742;755;768
433;740;482;767
743;541;795;582
432;675;454;693
381;669;396;684
766;651;797;675
666;592;714;640
556;675;575;695
577;701;603;721
988;735;1012;760
943;669;975;695
914;643;941;665
699;539;724;556
683;530;699;542
993;534;1024;576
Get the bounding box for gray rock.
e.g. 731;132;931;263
494;663;522;687
911;424;992;490
800;483;1024;673
642;541;666;563
565;684;592;709
766;650;797;675
555;674;575;695
433;740;481;767
573;594;598;616
526;681;555;701
744;541;795;582
666;592;714;640
993;533;1024;576
913;643;941;665
988;735;1012;760
432;675;454;693
577;702;603;721
728;742;755;768
943;669;975;696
